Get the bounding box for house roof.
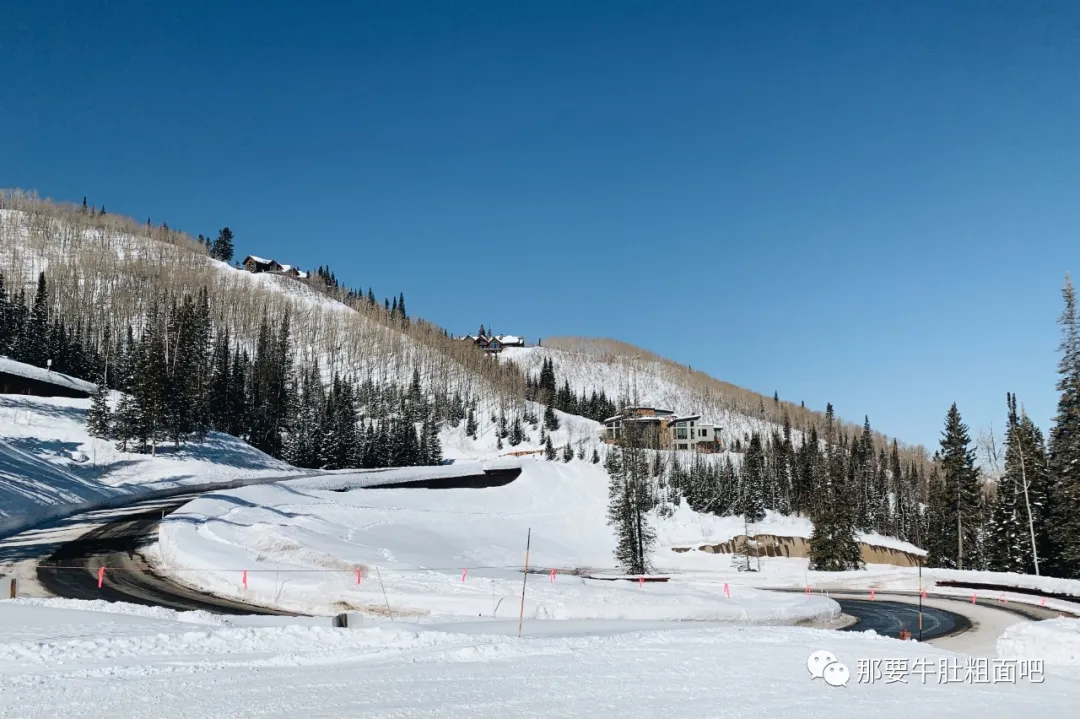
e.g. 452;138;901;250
495;335;524;345
0;356;97;395
603;414;665;425
278;264;308;278
243;255;276;265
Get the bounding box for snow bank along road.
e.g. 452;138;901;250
7;490;1059;655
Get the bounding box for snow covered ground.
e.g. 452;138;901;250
0;394;303;536
999;618;1080;666
0;597;1074;718
155;458;839;624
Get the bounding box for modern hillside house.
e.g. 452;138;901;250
601;406;721;452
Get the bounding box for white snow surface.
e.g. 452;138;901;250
156;458;840;624
998;618;1080;666
0;394;302;536
0;356;97;394
0;598;1074;718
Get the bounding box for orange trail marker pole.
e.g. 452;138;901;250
97;566;105;589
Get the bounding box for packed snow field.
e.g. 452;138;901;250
0;597;1076;718
155;458;840;624
0;394;301;536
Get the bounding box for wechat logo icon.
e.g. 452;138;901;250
807;650;850;687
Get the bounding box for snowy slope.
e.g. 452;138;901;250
0;394;301;536
156;458;839;624
503;344;801;445
0;597;1075;718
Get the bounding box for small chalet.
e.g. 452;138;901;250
459;334;526;354
242;256;308;279
0;357;97;399
601;406;721;453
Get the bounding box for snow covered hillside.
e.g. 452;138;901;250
0;598;1073;719
157;457;841;623
0;394;300;536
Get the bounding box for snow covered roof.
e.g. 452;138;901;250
243;255;275;265
495;335;524;345
0;356;97;395
669;415;703;424
278;264;309;278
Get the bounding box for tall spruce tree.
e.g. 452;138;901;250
211;227;235;262
605;423;656;574
932;404;982;570
1048;275;1080;577
85;376;112;438
808;404;863;571
739;434;767;523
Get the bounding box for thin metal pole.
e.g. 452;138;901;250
375;566;394;621
918;560;923;642
518;528;532;638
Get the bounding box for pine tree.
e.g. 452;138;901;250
932;403;982;570
544;435;556;460
86;377;112;438
591;447;600;464
1048;275;1080;578
808;404;864;571
465;408;478;439
543;404;560;431
562;442;573;462
605;423;655;574
740;434;767;523
211;227;235;262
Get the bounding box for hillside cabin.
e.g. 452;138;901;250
242;256;309;279
459;334;526;354
601;407;721;453
243;256;282;273
0;357;97;399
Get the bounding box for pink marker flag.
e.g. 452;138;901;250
870;589;876;600
461;568;467;583
639;576;644;587
97;566;105;589
242;570;248;590
1041;597;1047;607
550;568;556;584
999;593;1008;604
920;589;927;600
723;582;730;598
972;592;977;605
805;586;812;598
356;569;362;586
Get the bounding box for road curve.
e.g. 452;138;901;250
836;598;968;640
34;497;294;615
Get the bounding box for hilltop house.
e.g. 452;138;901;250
459;334;526;354
600;406;721;453
242;256;308;279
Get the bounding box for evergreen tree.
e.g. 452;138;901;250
465;408;478;439
1048;275;1080;578
211;227;235;262
543;403;560;431
605;423;655;574
808;404;864;571
544;435;556;460
591;447;600;464
85;376;112;438
562;442;573;462
931;404;982;570
739;434;767;523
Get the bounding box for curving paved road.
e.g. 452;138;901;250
837;598;968;640
34;496;293;615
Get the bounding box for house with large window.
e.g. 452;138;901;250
600;406;721;453
458;334;526;354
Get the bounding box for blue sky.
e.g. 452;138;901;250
2;1;1078;451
